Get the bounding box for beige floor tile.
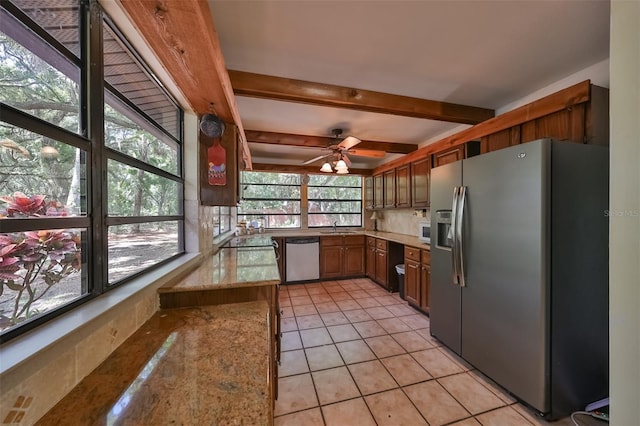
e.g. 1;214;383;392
336;339;377;364
314;301;341;313
324;285;345;293
364;306;395;320
287;288;310;298
279;349;309;377
320;311;350;326
312;366;361;405
380;354;432;386
386;304;418;317
377;318;413;334
274;373;319;416
438;346;473;371
398;313;431;329
290;295;313;306
353;320;388;338
365;335;407;358
331;292;354;301
404;380;470;426
281;331;303;351
375;295;402;306
348;359;398;395
414;327;443;347
274;407;324;426
475;406;535;426
305;344;344;371
439;372;505;414
450;418;481;426
365;388;428;425
296;314;325;330
311;293;334;304
391;330;434;352
293;304;318;316
306;287;328;295
281;306;294;318
300;327;333;348
343;308;374;323
348;290;371;299
336;299;361;311
281;317;298;332
327;324;361;342
279;297;292;307
468;370;518;404
322;397;377;426
356;297;383;308
511;404;554;426
411;348;464;378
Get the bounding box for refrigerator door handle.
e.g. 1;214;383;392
457;186;467;287
451;186;460;285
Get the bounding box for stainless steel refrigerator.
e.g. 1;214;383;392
430;139;609;419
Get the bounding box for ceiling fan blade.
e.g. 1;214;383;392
302;153;331;165
337;136;361;150
347;149;386;158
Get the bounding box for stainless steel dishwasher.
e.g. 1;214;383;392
285;237;320;283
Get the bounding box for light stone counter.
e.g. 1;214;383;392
36;301;273;426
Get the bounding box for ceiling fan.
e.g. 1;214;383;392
302;128;385;169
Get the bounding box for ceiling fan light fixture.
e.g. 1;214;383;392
320;162;333;173
335;167;349;174
335;159;348;170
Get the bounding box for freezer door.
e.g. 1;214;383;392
430;161;463;354
461;140;550;413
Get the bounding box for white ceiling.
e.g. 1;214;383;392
208;0;610;170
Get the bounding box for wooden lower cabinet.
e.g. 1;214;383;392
320;235;365;279
403;246;431;313
367;237;404;291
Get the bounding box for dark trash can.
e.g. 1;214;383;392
395;264;405;299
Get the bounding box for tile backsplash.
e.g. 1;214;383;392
376;209;430;237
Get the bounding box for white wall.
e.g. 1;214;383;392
609;1;640;423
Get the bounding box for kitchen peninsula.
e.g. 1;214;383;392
37;235;281;426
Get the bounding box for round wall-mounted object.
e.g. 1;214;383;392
200;114;225;138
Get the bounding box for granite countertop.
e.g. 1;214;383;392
257;229;430;250
159;243;280;294
37;301;273;426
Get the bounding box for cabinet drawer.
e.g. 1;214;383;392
320;235;343;246
367;237;376;247
421;250;431;265
404;246;421;262
375;239;388;251
345;235;365;246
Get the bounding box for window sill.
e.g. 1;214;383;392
0;252;201;376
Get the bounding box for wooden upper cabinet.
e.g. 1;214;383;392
395;164;411;208
373;174;384;209
411;156;430;208
521;106;586;144
432;141;480;168
480;127;521;154
364;176;374;210
383;169;396;208
432;145;464;168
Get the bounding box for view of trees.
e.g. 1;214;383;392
238;172;362;228
0;20;182;334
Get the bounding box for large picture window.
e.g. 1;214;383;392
237;172;362;229
0;1;184;341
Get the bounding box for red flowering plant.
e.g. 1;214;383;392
0;192;81;327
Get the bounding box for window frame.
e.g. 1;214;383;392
0;0;185;342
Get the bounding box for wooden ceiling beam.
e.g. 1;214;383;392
229;70;495;125
117;0;252;168
245;130;417;154
252;163;372;176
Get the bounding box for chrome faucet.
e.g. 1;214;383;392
333;221;337;232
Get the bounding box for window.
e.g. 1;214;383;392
0;2;184;341
308;175;362;227
238;172;301;229
237;172;363;229
212;206;231;237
